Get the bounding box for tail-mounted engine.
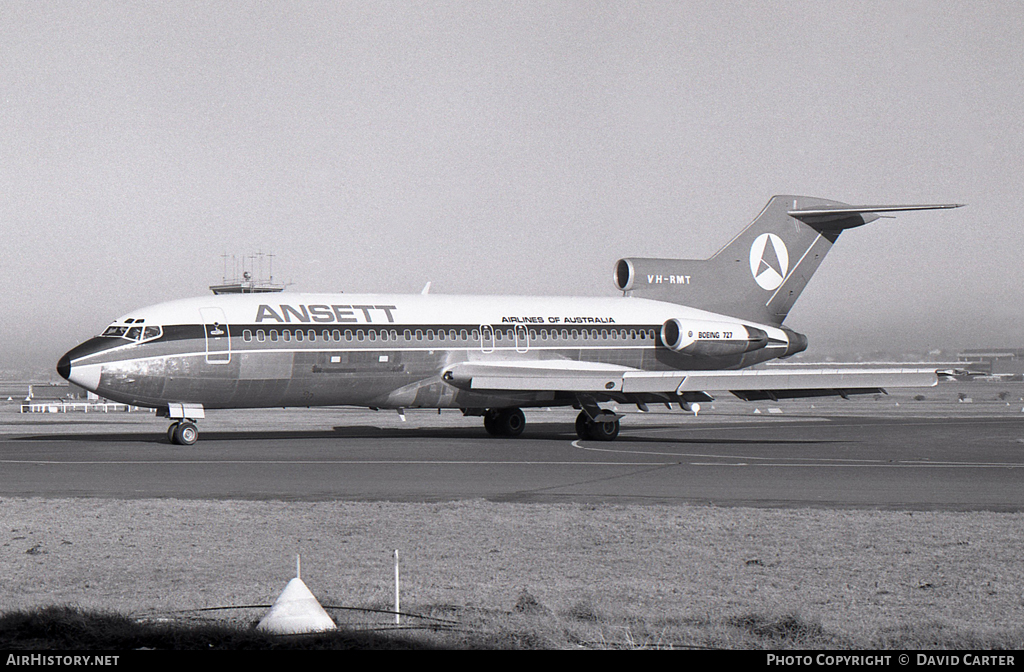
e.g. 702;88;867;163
660;318;769;357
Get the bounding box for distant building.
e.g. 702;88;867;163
957;349;1024;376
27;382;74;400
17;381;150;413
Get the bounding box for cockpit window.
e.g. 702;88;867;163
100;323;162;343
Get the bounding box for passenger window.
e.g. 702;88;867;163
242;330;253;342
270;330;278;342
257;330;266;342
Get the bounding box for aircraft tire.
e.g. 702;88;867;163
483;411;501;436
589;418;620;441
173;421;199;446
495;408;526;437
167;422;180;444
575;412;620;441
575;412;591;440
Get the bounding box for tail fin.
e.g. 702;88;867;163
614;195;962;326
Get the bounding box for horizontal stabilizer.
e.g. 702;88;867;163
788;203;964;228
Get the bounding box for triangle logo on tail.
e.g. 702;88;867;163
749;233;789;291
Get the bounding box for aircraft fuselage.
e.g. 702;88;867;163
58;292;799;412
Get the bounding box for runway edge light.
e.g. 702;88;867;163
256;558;336;635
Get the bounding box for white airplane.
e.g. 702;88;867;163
57;196;961;445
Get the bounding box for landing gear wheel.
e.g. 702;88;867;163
167;422;180;443
574;411;620;441
483;408;526;437
172;421;199;446
483;411;501;436
589;418;620;441
497;408;526;437
575;412;591;440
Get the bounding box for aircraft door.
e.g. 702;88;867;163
515;325;529;353
199;307;231;363
480;324;494;353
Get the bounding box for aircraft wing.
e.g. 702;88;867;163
442;360;937;398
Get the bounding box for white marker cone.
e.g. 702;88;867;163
257;577;336;634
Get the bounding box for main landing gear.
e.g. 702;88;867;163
575;411;620;441
477;407;622;441
167;420;199;445
483;408;526;437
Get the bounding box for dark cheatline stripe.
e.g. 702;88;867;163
151;323;664;346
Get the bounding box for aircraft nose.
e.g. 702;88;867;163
57;353;71;381
56;340;106;392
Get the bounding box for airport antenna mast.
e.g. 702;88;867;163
209;251;288;295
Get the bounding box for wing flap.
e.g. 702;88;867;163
444;361;632;392
672;368;938;393
443;361;938;395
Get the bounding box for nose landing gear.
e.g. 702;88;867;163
160;403;205;445
167;420;199;445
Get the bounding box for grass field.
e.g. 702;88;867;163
2;497;1023;649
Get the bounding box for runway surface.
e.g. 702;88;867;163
2;406;1023;510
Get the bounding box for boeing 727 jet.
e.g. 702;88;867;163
57;196;961;444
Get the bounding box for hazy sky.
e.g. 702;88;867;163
2;1;1021;373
